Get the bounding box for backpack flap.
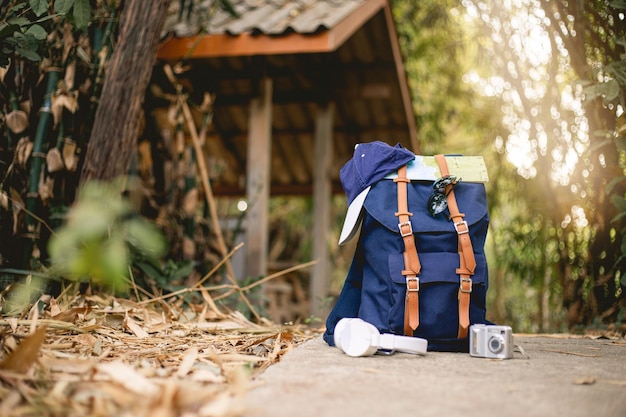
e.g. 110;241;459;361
365;179;489;242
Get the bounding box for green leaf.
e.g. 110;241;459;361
606;175;626;194
0;24;18;37
34;13;62;24
609;1;626;10
65;202;115;240
165;260;195;282
72;0;91;30
7;17;31;28
54;0;74;14
47;231;82;279
611;211;626;224
134;259;168;285
25;25;47;40
125;218;166;258
612;194;626;212
29;0;49;16
98;236;129;290
589;136;613;151
15;47;41;62
218;0;240;18
604;79;621;102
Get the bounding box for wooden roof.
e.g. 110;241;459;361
156;0;418;197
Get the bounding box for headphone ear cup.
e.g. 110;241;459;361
341;319;380;357
334;318;354;353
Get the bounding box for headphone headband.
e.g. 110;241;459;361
334;318;428;357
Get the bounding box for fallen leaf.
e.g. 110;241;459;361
0;390;22;415
574;376;596;385
48;298;61;317
41;357;95;374
176;347;198;377
124;313;149;338
6;318;18;332
0;325;48;373
95;361;159;396
53;306;92;323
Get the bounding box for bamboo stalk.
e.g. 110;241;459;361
182;143;197;260
24;69;60;264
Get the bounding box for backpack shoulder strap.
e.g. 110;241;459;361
394;165;421;336
434;154;476;339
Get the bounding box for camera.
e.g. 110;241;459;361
469;324;513;359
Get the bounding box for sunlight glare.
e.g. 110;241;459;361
461;0;589;187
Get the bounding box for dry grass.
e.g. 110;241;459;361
0;282;318;417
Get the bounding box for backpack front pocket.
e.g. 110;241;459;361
387;252;487;338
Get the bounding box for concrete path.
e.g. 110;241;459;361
244;334;626;417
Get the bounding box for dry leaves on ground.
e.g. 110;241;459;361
0;288;318;417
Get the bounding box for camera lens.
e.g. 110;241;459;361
488;335;504;354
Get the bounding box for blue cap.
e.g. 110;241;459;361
340;141;415;204
338;141;415;244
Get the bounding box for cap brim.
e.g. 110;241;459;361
338;186;371;245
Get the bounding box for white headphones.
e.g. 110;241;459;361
333;318;428;357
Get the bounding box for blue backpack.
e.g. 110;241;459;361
323;143;490;352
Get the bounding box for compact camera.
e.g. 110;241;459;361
469;324;514;359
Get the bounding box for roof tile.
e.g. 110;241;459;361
162;0;366;37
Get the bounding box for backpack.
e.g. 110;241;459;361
323;141;490;352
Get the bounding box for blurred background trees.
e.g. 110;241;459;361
393;0;625;333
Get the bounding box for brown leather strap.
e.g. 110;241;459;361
394;166;420;335
434;154;475;339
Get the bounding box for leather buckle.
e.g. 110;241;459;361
398;221;413;237
459;277;472;293
406;276;419;292
454;220;469;235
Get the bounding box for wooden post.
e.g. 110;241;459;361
310;102;334;318
245;77;273;279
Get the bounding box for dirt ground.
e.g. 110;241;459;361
243;334;626;417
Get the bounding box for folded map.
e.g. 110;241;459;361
384;155;489;183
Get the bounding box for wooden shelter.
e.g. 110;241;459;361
157;0;419;318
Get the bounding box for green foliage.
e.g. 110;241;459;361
392;0;470;150
0;0;247;302
30;0;50;16
134;258;196;293
53;0;91;30
0;0;91;66
0;275;45;315
48;179;167;292
0;6;48;64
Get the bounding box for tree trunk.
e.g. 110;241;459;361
81;0;172;183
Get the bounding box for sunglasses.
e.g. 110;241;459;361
427;175;461;216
